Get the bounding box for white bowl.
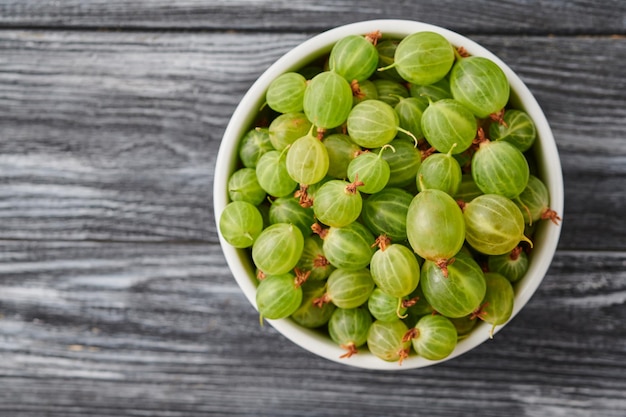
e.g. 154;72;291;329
214;19;564;370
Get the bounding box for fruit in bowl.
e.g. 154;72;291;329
214;20;563;370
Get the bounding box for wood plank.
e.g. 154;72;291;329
0;30;625;249
0;0;625;35
0;241;624;416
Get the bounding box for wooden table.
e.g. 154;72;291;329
0;2;625;416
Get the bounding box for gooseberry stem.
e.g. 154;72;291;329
313;254;330;268
295;184;313;208
313;293;331;308
489;108;508;127
397;126;419;147
294;268;311;288
339;342;359;358
311;222;328;239
345;174;364;194
541;208;562;225
378;143;396;158
510;245;523;261
402;327;419;343
365;30;382;45
372;234;391;251
436;257;455;278
396;297;408;319
455;46;470;60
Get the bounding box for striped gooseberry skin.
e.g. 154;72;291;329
367;288;409;322
406;189;466;263
227;167;267;206
255;273;303;320
378;138;422;187
285;133;329;185
454;173;484;203
347;99;400;148
265;72;307;114
375;39;404;82
417;150;463;196
328;306;373;356
352;79;379;105
421;250;487;318
290;280;336;328
372;79;409;107
514;174;553;225
321;222;375;270
219;201;264;249
472;140;529;199
409;77;452;102
481;272;515;337
255;150;298;197
410;314;458;361
489;109;537;152
268;196;314;238
449;315;477;336
404;285;435;326
487;247;529;283
421;99;477;154
313;180;363;228
238;127;273;169
329;34;379;83
463;193;531;255
323;133;362;179
450;56;510;118
252;223;304;275
268;112;312;151
347;149;390;194
367;319;411;363
296;235;334;281
394;96;428;141
324;268;376;309
303;71;353;129
370;243;421;298
362;187;413;242
391;31;455;86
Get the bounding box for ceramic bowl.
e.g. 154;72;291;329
214;19;563;370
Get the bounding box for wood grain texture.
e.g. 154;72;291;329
0;0;625;35
0;2;625;416
0;31;625;248
0;241;624;417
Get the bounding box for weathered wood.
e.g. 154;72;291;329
0;241;624;416
0;0;625;35
0;31;625;248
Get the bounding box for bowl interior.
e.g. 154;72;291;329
214;19;564;370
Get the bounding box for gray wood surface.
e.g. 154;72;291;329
0;1;625;416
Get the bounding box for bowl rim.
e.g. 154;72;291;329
214;19;564;370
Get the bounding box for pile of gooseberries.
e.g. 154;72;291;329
219;29;561;365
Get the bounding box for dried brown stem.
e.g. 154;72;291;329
436;257;455;278
345;175;364;194
365;30;382;45
510;245;523;261
313;254;330;268
294;184;313;208
312;293;331;308
339;342;359;358
541;208;562;225
489;108;508;127
470;301;490;321
420;146;437;161
372;234;391;251
402;327;419;343
311;222;328;239
294;268;311;288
